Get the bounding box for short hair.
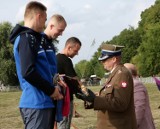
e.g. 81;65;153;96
49;14;67;26
130;68;138;77
65;37;82;47
24;1;47;19
124;63;138;77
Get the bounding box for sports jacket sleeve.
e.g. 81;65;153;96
18;34;55;96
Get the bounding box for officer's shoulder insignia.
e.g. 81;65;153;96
121;82;127;88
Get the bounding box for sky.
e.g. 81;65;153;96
0;0;156;64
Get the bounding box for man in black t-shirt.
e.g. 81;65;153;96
56;37;82;129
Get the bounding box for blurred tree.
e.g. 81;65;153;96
75;60;89;78
132;1;160;76
0;22;18;85
132;24;160;76
90;50;105;77
75;49;105;79
108;27;141;63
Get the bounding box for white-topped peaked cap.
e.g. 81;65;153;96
98;44;124;61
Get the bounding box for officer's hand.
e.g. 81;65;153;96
77;89;95;103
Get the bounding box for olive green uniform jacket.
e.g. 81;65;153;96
94;64;137;129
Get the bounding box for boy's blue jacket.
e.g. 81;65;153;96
9;24;61;114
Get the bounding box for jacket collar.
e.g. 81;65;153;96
105;64;123;84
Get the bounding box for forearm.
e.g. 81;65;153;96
94;95;129;112
24;70;55;96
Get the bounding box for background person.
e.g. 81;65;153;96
78;44;137;129
9;1;63;129
56;37;82;129
43;14;67;128
124;63;156;129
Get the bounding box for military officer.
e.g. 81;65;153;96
78;44;137;129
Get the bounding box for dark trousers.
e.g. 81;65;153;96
20;108;56;129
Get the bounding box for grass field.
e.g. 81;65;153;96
0;84;159;129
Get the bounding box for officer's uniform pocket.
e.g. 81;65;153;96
101;85;114;100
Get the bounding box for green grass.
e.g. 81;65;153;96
0;84;159;129
0;92;22;129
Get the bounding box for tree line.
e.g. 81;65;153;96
0;0;160;86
